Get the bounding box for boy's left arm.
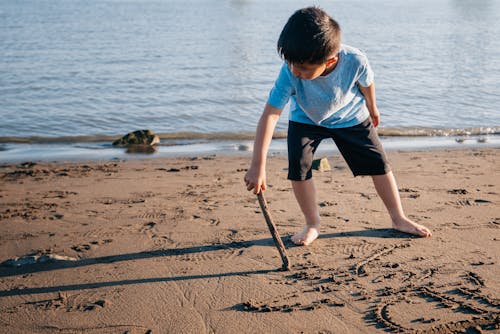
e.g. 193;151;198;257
358;83;380;127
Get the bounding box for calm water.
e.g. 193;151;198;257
1;0;500;143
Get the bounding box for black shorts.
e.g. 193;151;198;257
287;118;391;180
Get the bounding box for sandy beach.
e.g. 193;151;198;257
0;148;499;333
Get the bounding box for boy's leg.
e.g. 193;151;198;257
372;172;432;237
287;121;327;246
291;178;321;245
330;119;431;238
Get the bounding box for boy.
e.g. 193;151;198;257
244;7;432;246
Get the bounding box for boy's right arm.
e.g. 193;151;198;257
244;103;283;194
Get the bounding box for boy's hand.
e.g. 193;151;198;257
358;83;379;127
244;103;282;194
244;167;266;194
370;108;380;127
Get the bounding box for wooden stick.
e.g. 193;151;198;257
257;192;291;271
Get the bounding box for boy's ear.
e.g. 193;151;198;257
326;56;338;67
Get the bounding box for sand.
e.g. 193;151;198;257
0;148;499;333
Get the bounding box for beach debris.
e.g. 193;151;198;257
455;136;488;144
1;251;77;267
112;130;160;153
16;161;37;168
238;144;252;151
156;165;199;172
312;157;331;172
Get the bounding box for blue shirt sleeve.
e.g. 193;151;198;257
355;53;374;87
267;63;295;110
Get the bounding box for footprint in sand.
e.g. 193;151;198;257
27;292;109;313
399;188;421;199
71;239;113;252
139;221;157;232
447;188;468;195
41;190;78;199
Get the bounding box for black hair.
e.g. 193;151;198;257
277;7;341;64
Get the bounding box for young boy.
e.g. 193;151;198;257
244;7;432;246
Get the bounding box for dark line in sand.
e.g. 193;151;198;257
0;269;275;297
1;228;409;278
0;240;260;278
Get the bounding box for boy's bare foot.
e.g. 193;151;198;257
291;224;320;246
392;217;432;238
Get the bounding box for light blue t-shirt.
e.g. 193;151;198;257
267;44;374;128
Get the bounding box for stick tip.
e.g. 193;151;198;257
279;263;291;271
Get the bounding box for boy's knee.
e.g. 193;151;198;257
287;151;312;180
287;168;313;181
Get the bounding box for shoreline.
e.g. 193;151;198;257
1;147;499;333
1;134;499;163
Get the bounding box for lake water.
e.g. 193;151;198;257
1;0;499;159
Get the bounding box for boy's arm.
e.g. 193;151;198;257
358;82;380;127
244;103;283;194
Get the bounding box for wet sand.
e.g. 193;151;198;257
0;148;499;333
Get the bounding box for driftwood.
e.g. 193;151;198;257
257;192;291;271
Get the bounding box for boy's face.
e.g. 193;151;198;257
289;56;338;80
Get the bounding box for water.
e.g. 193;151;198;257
1;0;500;159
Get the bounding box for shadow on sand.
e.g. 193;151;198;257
0;228;415;297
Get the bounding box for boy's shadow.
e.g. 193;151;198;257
0;228;414;297
320;228;417;240
282;227;417;247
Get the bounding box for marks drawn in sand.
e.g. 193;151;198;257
351;243;410;277
236;240;500;333
174;248;244;263
370;284;500;333
310;240;382;258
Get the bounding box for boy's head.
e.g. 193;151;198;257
277;7;341;79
